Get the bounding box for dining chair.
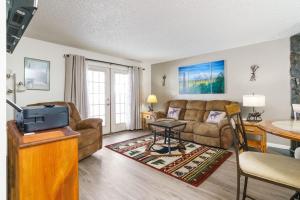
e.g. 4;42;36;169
292;104;300;159
225;103;300;200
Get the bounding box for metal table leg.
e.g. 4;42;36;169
290;192;300;200
148;130;157;151
167;128;171;154
178;130;186;150
164;129;167;144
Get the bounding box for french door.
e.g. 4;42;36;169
87;61;130;134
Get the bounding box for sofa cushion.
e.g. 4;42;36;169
204;100;232;120
168;100;187;119
184;110;198;121
169;100;188;109
193;122;220;138
206;100;232;111
167;107;181;120
193;134;220;147
184;100;207;121
186;100;206;110
206;111;226;123
180;132;194;141
178;120;197;133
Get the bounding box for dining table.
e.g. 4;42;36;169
258;120;300;142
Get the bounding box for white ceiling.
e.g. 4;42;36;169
25;0;300;64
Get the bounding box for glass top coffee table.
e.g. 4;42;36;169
147;120;187;155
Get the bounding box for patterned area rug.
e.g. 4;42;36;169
105;134;232;187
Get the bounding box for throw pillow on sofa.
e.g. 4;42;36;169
167;107;181;120
206;111;226;123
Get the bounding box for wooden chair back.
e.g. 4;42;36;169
225;104;249;165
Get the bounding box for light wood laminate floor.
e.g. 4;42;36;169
79;131;294;200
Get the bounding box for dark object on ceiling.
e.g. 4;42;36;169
6;0;38;53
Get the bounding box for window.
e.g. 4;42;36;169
114;73;129;124
87;69;106;125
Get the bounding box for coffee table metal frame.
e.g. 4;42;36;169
147;121;187;154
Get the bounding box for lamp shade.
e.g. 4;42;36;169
147;94;158;104
243;94;265;107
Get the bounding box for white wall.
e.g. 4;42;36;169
6;37;151;119
152;38;291;146
0;0;7;198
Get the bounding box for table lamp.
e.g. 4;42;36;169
147;94;158;112
243;94;265;122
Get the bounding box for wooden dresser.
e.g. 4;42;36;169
7;121;80;200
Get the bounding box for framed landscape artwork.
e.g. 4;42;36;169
179;60;225;94
24;57;50;90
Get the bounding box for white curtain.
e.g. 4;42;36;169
64;54;88;118
127;66;142;130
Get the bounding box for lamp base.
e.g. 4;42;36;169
148;105;153;112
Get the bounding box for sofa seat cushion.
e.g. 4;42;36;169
239;152;300;189
178;120;197;133
193;123;220;138
77;128;99;149
193;135;220;147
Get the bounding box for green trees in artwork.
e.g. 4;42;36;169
212;72;224;93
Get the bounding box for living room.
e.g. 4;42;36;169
1;0;300;200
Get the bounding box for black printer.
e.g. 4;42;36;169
7;99;69;134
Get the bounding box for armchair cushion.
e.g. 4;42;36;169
76;118;102;130
239;152;300;189
77;128;100;149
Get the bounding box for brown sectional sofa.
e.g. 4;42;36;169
154;100;235;149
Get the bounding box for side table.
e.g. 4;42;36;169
141;111;154;130
243;120;267;153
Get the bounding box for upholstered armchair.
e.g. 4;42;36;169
29;101;103;160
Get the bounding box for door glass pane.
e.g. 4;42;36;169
87;69;106;126
114;73;129;124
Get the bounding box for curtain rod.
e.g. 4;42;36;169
64;54;145;70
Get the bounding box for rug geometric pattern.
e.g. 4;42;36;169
106;134;232;187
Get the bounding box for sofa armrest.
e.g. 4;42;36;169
218;119;231;132
153;111;166;120
76;118;102;130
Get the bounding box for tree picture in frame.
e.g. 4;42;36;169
24;57;50;91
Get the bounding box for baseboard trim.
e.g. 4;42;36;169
267;142;290;150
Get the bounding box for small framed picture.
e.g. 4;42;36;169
24;57;50;91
